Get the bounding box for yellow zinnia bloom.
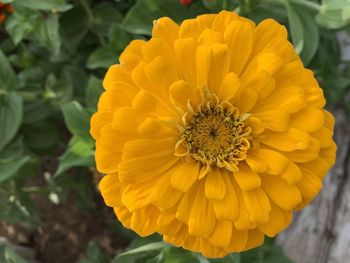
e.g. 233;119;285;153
90;11;336;258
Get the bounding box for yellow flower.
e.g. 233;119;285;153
90;11;336;258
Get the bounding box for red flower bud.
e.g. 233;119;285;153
180;0;193;5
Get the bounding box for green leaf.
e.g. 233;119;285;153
5;6;41;45
0;155;30;183
78;241;109;263
210;253;241;263
285;2;320;65
86;76;103;109
32;14;61;56
54;137;94;176
90;2;123;37
115;242;168;260
0;92;23;152
0;137;24;161
86;45;118;69
0;50;16;91
61;101;92;143
123;0;208;35
23;121;59;150
284;1;304;54
317;0;350;29
14;0;72;12
0;245;29;263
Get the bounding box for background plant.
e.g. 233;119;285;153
0;0;349;262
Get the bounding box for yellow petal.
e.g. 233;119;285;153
301;158;331;180
205;169;227;200
236;87;258;113
107;81;138;108
122;138;176;161
245;229;265;250
213;172;239;220
291;107;325;133
319;141;336;166
170;161;200;192
114;206;132;228
145;56;178;93
225;227;248;252
297;167;323;198
212;10;239;32
174;38;197;87
245;155;267;173
253;86;307;114
249;148;288;175
112;107;145;133
179;18;204;40
198;28;223;45
258;203;292;237
122;181;154;211
283;138;320;163
234;163;261;191
245;116;265;134
152;17;179;45
176;185;197;224
119;39;145;70
119;155;178;183
208;220;232;248
242;188;271;224
280;161;302;184
251;18;288;57
130;205;160;236
95;142;122;174
312;127;333;148
262;127;310;152
242;52;283;80
241;70;275;100
196;45;212;87
99;174;122;207
208;44;229;95
169;80;197;109
253;110;289;132
260;174;302;210
103;64;133;91
224;19;254;75
218;72;241;101
150;172;183;211
90;111;113;140
324;110;335;131
189;182;216;237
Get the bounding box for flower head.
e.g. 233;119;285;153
0;2;13;24
91;11;336;258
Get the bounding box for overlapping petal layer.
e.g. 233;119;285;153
91;11;336;258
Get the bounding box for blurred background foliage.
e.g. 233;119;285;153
0;0;350;262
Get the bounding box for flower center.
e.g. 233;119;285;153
179;102;251;171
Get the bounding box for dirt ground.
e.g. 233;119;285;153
0;189;128;263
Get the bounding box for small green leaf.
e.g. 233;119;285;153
86;46;118;69
0;245;29;263
284;1;304;54
78;241;109;263
14;0;72;12
86;76;103;109
32;14;61;56
116;242;168;259
123;0;208;35
61;101;92;143
0;155;30;183
0;50;17;91
0;92;23;152
54;137;94;176
317;0;350;29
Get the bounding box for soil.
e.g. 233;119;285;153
0;181;129;263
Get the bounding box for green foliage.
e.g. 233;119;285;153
0;0;350;262
0;244;29;263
